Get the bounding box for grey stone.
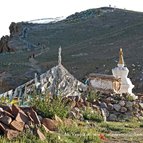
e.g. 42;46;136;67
118;113;131;121
119;100;125;106
112;111;120;116
113;104;121;111
125;112;133;117
132;101;137;105
139;103;143;109
110;99;117;104
120;107;127;113
117;114;125;121
128;106;133;111
100;102;107;108
106;97;114;102
133;107;139;113
126;101;133;108
101;108;109;117
108;114;117;121
107;103;114;110
0;116;12;125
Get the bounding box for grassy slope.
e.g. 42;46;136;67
1;7;143;92
1;121;143;143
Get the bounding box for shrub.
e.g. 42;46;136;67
86;90;101;103
30;93;70;119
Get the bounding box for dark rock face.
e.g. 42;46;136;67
0;36;12;53
9;22;21;37
0;22;22;53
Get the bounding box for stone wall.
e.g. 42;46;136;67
98;93;143;121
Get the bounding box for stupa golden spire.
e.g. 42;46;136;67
118;48;124;65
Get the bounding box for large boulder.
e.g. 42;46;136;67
0;36;13;53
9;22;21;37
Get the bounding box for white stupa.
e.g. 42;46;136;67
112;48;135;96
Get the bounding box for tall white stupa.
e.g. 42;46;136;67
112;48;135;96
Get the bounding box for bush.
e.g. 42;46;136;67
30;94;70;119
86;90;101;103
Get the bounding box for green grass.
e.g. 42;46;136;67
86;90;101;103
99;121;140;133
1;92;143;142
1;120;143;143
82;107;103;123
0;120;102;143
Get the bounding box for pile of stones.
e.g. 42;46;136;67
62;92;143;122
97;93;143;121
0;104;60;140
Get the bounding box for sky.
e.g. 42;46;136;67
0;0;143;37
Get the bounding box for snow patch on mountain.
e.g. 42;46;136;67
27;17;65;24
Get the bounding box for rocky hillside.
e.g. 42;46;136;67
0;7;143;93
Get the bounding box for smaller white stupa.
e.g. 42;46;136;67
112;48;136;96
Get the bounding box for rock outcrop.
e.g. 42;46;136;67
9;22;21;37
0;22;23;53
0;36;13;53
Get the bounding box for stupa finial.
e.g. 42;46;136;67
118;48;124;65
58;46;62;65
